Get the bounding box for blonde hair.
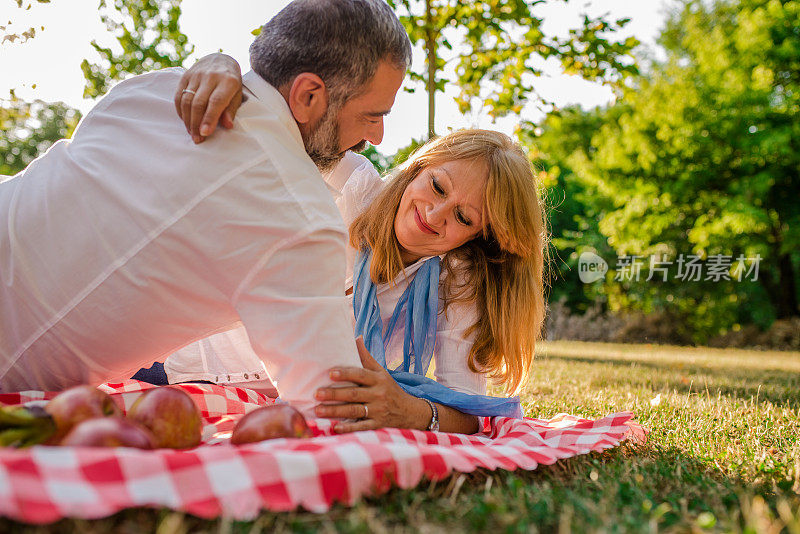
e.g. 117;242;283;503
349;129;547;395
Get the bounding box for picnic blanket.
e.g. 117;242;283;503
0;380;646;524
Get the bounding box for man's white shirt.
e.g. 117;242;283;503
0;69;361;412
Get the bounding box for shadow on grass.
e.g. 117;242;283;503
363;441;796;532
545;353;800;408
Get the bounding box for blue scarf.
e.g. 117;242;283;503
352;249;522;419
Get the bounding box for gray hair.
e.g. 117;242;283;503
250;0;411;102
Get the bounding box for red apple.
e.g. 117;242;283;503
127;387;202;449
61;417;155;449
45;385;121;440
231;404;311;445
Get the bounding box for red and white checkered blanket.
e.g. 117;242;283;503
0;380;645;524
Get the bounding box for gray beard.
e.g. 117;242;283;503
305;106;344;173
304;104;368;173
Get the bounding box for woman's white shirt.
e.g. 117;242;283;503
375;256;486;395
164;152;486;396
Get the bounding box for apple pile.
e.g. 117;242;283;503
45;384;122;443
0;386;313;449
0;385;202;449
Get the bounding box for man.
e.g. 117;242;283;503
0;0;411;414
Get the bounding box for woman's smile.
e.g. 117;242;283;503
414;206;438;235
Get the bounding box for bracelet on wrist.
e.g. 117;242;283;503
421;398;439;432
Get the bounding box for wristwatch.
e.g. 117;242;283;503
422;398;439;432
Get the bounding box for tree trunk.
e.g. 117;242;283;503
762;222;800;318
425;0;436;139
775;252;799;318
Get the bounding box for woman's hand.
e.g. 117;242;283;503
314;338;431;433
174;53;244;144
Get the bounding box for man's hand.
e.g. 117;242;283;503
174;53;244;144
314;337;431;433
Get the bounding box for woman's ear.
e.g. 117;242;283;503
286;73;328;125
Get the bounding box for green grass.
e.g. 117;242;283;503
3;341;799;533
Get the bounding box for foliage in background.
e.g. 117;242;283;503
359;144;390;175
386;0;639;137
361;137;425;178
81;0;193;99
530;0;800;342
525;106;612;313
1;0;51;45
390;137;426;167
0;93;81;176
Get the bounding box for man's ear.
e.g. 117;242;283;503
286;73;328;125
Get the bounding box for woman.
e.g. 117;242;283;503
166;58;547;434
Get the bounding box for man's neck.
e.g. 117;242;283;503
277;82;310;143
277;84;292;107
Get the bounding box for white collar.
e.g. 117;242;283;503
324;151;365;195
388;255;443;286
241;70;304;151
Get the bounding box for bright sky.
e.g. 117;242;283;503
1;0;669;155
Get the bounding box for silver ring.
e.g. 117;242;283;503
182;89;196;96
362;404;369;419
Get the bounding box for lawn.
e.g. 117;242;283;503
3;341;799;533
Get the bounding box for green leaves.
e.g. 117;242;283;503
0;93;82;176
82;0;194;99
386;0;638;136
0;405;56;448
